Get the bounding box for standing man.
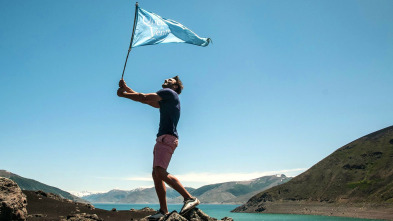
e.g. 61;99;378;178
117;76;200;219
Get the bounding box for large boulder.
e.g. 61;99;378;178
0;177;28;220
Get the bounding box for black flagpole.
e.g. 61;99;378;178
121;2;139;80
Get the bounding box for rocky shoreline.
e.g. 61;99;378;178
233;201;393;220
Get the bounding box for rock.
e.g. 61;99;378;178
35;190;64;201
164;211;187;221
35;190;48;197
140;207;155;212
27;213;46;218
184;208;233;221
86;204;95;210
62;213;103;221
138;208;233;221
183;208;217;221
0;177;28;221
111;208;117;212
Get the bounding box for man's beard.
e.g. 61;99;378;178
162;83;173;89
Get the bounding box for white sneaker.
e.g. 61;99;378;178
180;197;200;214
148;209;167;220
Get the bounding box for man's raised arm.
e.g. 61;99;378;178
117;80;160;108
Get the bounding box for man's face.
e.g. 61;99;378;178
162;78;177;89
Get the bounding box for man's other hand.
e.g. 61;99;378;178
117;87;126;97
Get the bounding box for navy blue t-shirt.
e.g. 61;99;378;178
156;88;180;138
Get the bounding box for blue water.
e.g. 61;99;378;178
93;204;382;221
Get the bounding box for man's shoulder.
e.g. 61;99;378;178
157;88;179;100
157;88;176;93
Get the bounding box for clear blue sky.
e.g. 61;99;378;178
1;0;392;193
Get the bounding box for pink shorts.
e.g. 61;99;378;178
153;134;178;170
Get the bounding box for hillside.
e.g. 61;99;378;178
0;170;87;203
177;174;290;204
233;126;393;219
83;174;291;204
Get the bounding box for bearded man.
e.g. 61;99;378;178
117;76;199;220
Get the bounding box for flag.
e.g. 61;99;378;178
131;6;211;48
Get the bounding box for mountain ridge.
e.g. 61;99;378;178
232;125;393;219
83;174;291;204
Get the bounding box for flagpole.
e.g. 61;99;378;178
121;2;139;80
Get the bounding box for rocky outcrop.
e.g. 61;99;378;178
0;177;28;220
139;207;155;212
61;213;103;221
137;208;233;221
159;212;187;221
35;190;65;201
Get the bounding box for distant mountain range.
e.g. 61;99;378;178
0;169;291;205
69;190;104;198
83;174;291;204
233;126;393;217
83;187;194;204
0;170;87;203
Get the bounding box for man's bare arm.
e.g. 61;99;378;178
124;92;161;108
117;87;160;108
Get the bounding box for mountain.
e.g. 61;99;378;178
83;187;196;204
0;170;87;203
69;190;103;198
172;174;291;204
83;174;291;204
233;126;393;219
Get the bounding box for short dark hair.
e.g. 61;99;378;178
173;75;183;94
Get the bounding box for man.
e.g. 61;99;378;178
117;76;199;220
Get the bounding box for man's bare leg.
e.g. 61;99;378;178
153;167;192;205
165;173;193;200
152;169;168;214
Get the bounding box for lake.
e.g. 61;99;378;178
93;204;382;221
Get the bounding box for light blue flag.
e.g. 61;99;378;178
131;6;211;48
